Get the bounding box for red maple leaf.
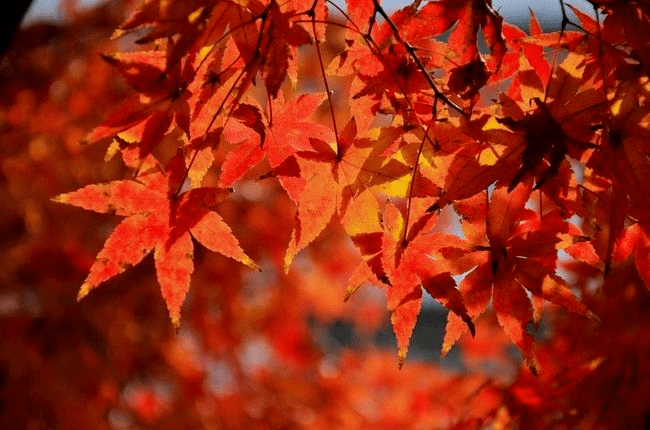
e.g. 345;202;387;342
372;201;476;367
53;152;258;326
218;92;332;191
442;183;596;373
85;50;194;154
595;83;650;274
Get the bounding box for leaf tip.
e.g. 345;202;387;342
441;342;452;358
110;29;126;40
241;255;261;272
51;193;68;204
77;283;92;301
171;313;181;331
344;283;361;302
464;316;476;337
397;349;406;369
587;310;602;325
283;249;296;274
524;352;540;377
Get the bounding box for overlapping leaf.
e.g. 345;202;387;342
442;183;596;372
353;201;476;367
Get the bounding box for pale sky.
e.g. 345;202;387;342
23;0;105;24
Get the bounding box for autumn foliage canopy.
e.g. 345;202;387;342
3;0;650;428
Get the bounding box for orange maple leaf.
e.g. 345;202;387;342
86;50;193;153
53;153;258;327
442;183;596;373
374;202;475;367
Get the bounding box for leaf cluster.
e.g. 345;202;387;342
22;0;650;427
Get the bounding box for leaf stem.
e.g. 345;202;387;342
309;2;341;153
402;120;432;246
371;0;467;117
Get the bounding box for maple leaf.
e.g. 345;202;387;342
226;0;324;99
285;119;453;277
429;51;600;212
424;116;523;211
53;153;258;327
89;50;194;142
115;0;215;74
397;0;506;72
498;98;582;192
216;103;267;187
489;11;553;107
597;0;650;73
281;119;364;268
614;223;650;289
238;92;338;267
264;92;333;185
374;201;475;367
332;0;465;127
442;183;596;372
586;81;650;275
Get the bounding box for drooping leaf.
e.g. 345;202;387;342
53;153;257;326
378;202;474;365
